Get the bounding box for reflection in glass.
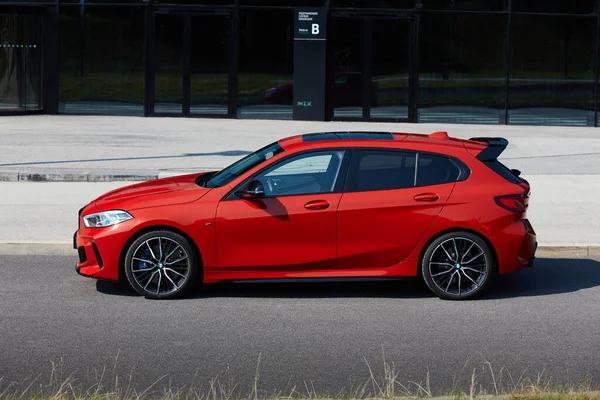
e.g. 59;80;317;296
371;19;410;120
508;15;595;126
418;13;506;124
0;13;42;111
155;14;183;114
190;15;228;115
58;7;145;115
238;9;294;120
330;18;364;119
512;0;594;14
420;0;507;11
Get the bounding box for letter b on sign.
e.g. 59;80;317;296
312;24;319;34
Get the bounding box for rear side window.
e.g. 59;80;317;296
348;149;469;192
484;159;523;184
353;150;416;191
417;153;464;186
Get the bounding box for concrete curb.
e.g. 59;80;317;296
0;169;198;183
1;242;599;258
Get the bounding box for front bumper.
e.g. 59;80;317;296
74;219;136;282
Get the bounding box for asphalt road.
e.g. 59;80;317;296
1;255;600;396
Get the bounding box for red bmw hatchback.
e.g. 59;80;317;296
75;131;537;300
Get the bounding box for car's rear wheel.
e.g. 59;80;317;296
124;230;198;299
421;232;495;300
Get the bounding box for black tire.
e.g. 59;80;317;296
421;231;495;300
124;230;199;299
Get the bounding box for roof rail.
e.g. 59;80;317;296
468;137;509;161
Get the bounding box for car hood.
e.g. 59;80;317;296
94;172;214;212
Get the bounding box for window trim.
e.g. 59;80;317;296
223;148;351;200
343;148;470;193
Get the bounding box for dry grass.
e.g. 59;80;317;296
0;352;597;400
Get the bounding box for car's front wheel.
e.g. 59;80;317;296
421;232;495;300
124;230;198;299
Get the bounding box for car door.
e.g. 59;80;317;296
216;149;348;272
337;149;461;270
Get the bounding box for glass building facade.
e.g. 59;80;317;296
1;0;600;126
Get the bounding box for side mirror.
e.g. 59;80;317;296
240;180;265;198
511;169;522;177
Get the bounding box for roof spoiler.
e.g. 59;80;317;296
469;137;509;161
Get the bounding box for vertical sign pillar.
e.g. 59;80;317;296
293;8;327;121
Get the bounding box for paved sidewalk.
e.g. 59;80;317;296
1;115;600;181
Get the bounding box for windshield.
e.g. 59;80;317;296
201;142;285;188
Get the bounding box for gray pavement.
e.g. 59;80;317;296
1;115;600;181
1;254;600;396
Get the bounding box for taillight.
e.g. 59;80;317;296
494;193;528;213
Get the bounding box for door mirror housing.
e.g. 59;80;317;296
240;180;265;198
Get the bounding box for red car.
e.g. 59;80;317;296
75;131;537;300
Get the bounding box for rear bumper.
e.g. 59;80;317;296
527;242;538;267
490;218;537;274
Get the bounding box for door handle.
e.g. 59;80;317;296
413;193;439;202
304;200;330;210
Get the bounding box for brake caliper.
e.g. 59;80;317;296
138;248;151;269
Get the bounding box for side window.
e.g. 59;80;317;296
417;153;462;186
352;150;417;191
255;150;345;196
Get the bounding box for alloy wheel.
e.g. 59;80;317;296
129;236;191;296
428;237;488;297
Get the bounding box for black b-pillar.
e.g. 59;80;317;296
293;8;327;121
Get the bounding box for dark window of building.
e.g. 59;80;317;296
151;0;234;4
238;8;294;119
420;0;507;11
60;0;148;3
190;15;229;116
239;0;324;5
330;0;415;8
59;7;145;115
329;17;364;119
512;0;595;15
351;150;416;192
416;153;461;186
418;13;507;124
508;15;596;126
0;13;42;112
371;18;411;120
154;13;183;114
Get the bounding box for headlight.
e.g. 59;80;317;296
83;210;133;228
